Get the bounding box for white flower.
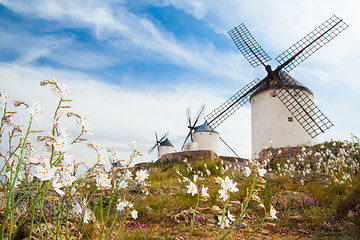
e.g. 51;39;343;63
218;189;229;202
35;163;57;181
218;211;236;229
119;180;128;189
51;176;66;196
251;194;261;203
244;166;251;177
116;200;129;211
182;176;191;183
227;210;236;222
135;169;149;182
215;176;224;184
201;185;210;199
96;173;111;189
53;135;69;152
129;140;136;148
83;208;93;223
60;127;70;139
27;153;43;165
124;170;133;180
221;176;239;193
62;173;76;187
95;148;107;164
72;203;82;215
258;168;267;177
28;101;44;121
186;182;198;196
212;205;222;213
84;124;93;136
0;92;11;104
56;82;72;97
131;209;138;220
5;169;23;188
76;114;89;127
61;154;74;167
218;215;230;229
270;205;278;219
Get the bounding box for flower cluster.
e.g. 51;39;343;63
265;140;360;186
177;157;277;239
0;78;149;239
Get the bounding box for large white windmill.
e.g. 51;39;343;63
204;15;349;156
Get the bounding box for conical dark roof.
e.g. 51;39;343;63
194;121;218;134
250;70;313;100
160;138;174;147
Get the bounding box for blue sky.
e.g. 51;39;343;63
1;0;359;166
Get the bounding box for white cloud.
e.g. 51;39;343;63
0;63;252;166
0;0;359;169
1;0;248;82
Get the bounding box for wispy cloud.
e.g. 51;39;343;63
1;0;248;82
0;0;359;166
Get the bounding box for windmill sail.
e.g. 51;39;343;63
148;131;169;154
204;78;262;130
274;71;333;138
228;23;271;68
182;104;205;149
206;15;347;139
276;15;349;73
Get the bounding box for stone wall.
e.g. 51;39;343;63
134;150;249;169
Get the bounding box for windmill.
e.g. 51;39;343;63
181;104;221;153
204;15;349;156
181;104;205;150
148;131;174;159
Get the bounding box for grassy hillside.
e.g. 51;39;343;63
2;79;360;239
2;140;360;239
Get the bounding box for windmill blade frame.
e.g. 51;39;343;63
193;104;205;126
228;23;271;68
275;15;349;73
204;78;263;130
148;131;169;154
274;72;333;138
182;104;206;150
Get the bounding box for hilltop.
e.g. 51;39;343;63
2;140;360;239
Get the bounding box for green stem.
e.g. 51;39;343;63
220;173;258;240
216;196;230;240
71;126;84;144
245;207;267;240
190;194;200;240
28;210;35;240
10;116;32;189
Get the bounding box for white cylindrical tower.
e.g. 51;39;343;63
158;138;175;159
250;71;317;156
193;122;219;154
183;142;199;151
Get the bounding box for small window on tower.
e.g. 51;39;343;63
288;117;293;122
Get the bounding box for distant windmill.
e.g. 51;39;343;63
148;131;174;159
182;104;220;153
181;104;205;150
204;15;349;155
